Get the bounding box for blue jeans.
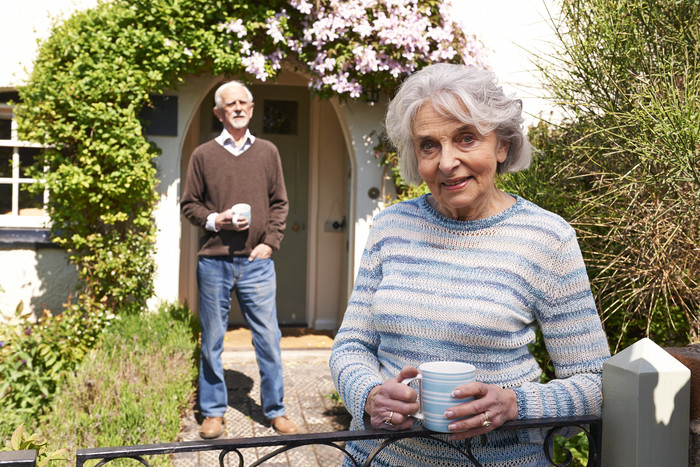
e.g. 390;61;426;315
197;256;286;420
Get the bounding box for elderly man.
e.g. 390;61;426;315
181;80;297;438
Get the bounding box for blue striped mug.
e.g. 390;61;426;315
401;361;476;432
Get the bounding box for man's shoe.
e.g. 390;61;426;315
271;415;298;434
199;416;224;439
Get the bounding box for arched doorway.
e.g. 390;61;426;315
178;72;349;329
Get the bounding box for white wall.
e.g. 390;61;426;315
148;134;184;309
337;99;388;279
0;248;77;318
147;74;216;309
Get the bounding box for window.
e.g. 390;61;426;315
0;92;49;228
263;100;298;135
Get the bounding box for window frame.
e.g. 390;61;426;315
0;102;50;229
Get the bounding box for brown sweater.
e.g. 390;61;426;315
181;138;288;257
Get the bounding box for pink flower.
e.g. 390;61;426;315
217;0;485;98
289;0;313;14
266;13;288;44
222;18;247;38
242;52;269;81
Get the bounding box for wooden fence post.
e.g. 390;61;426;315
665;344;700;465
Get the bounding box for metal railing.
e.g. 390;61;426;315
0;450;36;466
2;415;601;467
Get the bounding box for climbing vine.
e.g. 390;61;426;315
16;0;483;315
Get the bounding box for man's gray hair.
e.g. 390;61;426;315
214;80;254;108
385;63;532;186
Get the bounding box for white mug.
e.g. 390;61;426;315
231;203;251;226
401;361;476;432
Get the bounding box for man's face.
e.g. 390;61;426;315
214;85;254;133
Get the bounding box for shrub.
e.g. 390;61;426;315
0;299;115;442
535;0;699;350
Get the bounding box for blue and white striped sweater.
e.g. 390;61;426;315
330;194;610;466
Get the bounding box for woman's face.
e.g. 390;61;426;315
412;102;510;221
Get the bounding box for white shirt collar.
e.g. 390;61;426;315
215;128;255;156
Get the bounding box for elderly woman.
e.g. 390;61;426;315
329;63;610;466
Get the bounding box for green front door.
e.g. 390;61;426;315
248;85;309;326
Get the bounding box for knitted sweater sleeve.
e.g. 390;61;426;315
512;227;610;442
329;224;384;427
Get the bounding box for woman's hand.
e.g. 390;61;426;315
365;366;421;431
444;382;519;441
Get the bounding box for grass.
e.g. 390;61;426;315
34;302;198;466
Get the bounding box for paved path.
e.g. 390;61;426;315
173;349;351;466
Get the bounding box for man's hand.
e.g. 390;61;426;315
215;210;249;231
248;243;272;262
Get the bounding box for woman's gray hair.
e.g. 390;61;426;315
385;63;532;185
214;80;254;108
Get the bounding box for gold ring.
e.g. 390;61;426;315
482;411;492;427
384;411;394;426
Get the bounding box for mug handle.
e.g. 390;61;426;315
400;375;424;420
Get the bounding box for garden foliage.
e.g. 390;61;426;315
532;0;699;349
1;302;198;463
0;300;115;441
0;424;68;466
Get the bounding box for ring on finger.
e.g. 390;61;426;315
384;411;394;426
482;411;492;427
